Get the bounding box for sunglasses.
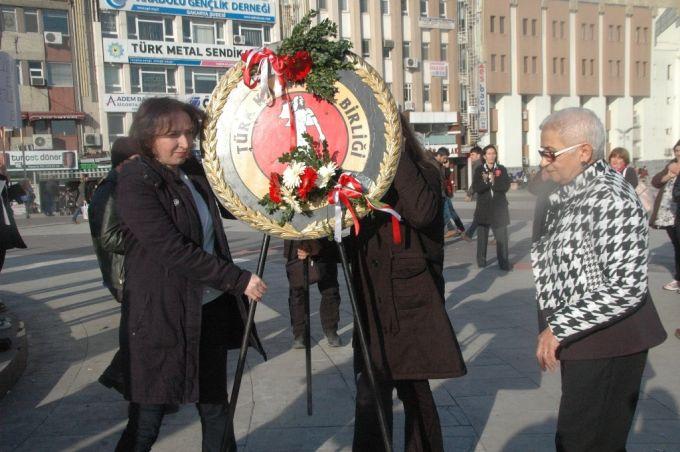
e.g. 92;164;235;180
538;143;585;162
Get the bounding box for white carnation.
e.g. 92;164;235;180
282;162;305;189
281;186;303;212
316;162;338;188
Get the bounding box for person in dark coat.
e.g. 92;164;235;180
463;146;483;241
348;115;466;451
0;165;27;274
284;239;341;348
471;144;511;270
114;98;268;451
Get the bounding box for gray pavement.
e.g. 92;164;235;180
0;191;679;451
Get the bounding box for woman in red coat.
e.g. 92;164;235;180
349;116;466;451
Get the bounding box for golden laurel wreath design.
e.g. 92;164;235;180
202;53;402;239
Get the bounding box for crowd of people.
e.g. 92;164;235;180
1;97;677;451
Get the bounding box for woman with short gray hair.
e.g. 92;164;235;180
531;107;666;451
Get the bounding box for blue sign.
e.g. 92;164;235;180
99;0;275;23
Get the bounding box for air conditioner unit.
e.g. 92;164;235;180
383;39;395;49
404;58;419;69
233;35;246;45
44;31;63;45
30;77;46;87
33;134;53;150
84;133;102;147
404;101;416;111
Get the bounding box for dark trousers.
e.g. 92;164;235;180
465;219;478;238
353;372;444;452
116;302;234;451
0;249;5;274
556;351;648;452
476;225;509;270
287;261;340;337
443;199;465;232
666;226;680;281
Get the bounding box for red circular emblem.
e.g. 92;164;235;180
251;93;349;177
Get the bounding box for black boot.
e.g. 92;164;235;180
324;329;342;347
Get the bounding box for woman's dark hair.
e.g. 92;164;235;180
111;137;141;168
674;139;680;150
400;114;439;171
609;147;630;165
129;97;205;158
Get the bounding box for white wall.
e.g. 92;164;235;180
527;95;551;167
495;94;523;168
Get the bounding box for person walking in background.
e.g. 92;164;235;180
71;173;88;224
463;146;483;241
608;147;638;188
88;137;141;394
349;116;466;451
284;239;342;349
114;98;267;450
533;107;666;451
435;148;465;239
471;145;511;271
651;139;680;292
42;177;58;216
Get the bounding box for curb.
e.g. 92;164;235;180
0;317;28;400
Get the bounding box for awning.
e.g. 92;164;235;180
21;112;86;121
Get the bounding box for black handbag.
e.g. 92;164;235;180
286;258;321;289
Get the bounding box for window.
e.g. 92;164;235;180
43;10;69;35
581;23;586;40
589;24;594;40
361;39;370;58
360;0;368;13
560;21;564;39
101;12;117;38
0;7;17;32
616;60;620;77
186;68;222;93
383;45;392;59
616;25;621;42
183;18;223;44
523;56;528;74
420;1;428;17
608;59;613;76
15;61;22;85
130;65;176;93
104;64;122;93
590;59;594;76
553;57;557;74
233;22;270;47
440;43;447;60
421;42;429;60
128;14;173;41
668;64;673;81
46;62;73;86
423;84;430;103
107;113;125;146
319;0;327;9
500;54;505;72
404;83;412;102
33;120;48;134
24;9;38;33
643;27;648;44
442;84;448;103
28;61;44;83
560;58;565;75
552;20;557;38
532;56;537;74
499;16;505;34
642;61;647;78
51;120;76;136
491;54;496;72
381;0;389;14
522;18;528;36
608;25;613;41
635;26;640;44
401;0;408;15
340;0;348;12
531;19;537;36
490;16;495;33
403;41;410;58
582;59;586;76
439;0;447;18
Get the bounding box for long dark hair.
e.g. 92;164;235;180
129;97;204;158
400;114;438;172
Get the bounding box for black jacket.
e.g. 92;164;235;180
0;174;27;251
117;156;263;404
471;163;511;227
89;170;125;301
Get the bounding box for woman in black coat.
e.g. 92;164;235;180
472;144;511;270
0;167;27;274
114;98;267;451
349;116;466;451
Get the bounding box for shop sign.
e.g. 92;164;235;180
103;38;252;67
99;0;275;23
429;61;448;77
418;17;456;30
80;157;112;171
478;63;488;132
103;93;212;112
4;150;79;171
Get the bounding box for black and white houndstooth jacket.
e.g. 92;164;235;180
531;160;648;342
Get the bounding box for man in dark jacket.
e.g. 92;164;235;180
463;146;483;241
284;239;341;348
88;137;140;394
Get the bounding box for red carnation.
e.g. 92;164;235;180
269;173;282;204
494;169;501;177
284;50;313;82
297;167;318;200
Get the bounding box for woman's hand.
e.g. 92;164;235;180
536;327;560;372
244;274;268;302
